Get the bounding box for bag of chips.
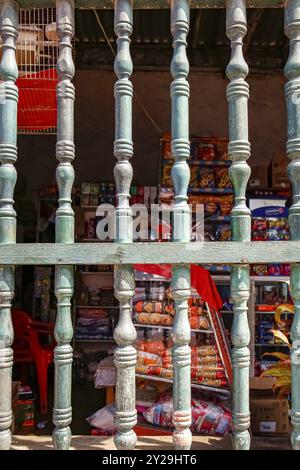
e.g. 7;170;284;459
215;167;232;189
198;168;215;188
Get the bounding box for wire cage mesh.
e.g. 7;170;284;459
0;8;59;134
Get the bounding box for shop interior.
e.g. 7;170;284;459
11;7;292;440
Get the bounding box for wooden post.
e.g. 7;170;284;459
248;280;256;378
170;0;192;450
0;0;18;451
226;0;251;450
52;0;75;450
113;0;137;451
284;0;300;450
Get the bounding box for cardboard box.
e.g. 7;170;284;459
248;165;268;188
250;376;276;398
271;151;290;188
16;399;35;429
250;398;289;435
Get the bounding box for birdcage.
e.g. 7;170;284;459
0;8;59;134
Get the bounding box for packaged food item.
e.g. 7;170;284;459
190;165;199;187
81;182;91;194
90;183;100;195
198;143;216;161
215;140;228;161
251;264;269;276
135;301;163;314
252;218;268;241
89;195;99;206
198;168;215;188
215;167;232;189
282;264;291;276
143;394;231;436
204;196;220;215
219;195;233;215
162;164;173;187
159;187;174;205
215;224;231;241
162;132;172;159
80;194;90;206
268;264;282;276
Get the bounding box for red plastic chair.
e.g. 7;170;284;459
12;309;55;415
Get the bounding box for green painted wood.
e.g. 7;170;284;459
284;0;300;451
170;0;192;451
52;0;75;451
226;0;251;450
113;0;137;451
2;241;300;265
0;0;18;451
16;1;285;10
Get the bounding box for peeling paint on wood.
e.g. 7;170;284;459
1;241;300;265
113;0;137;451
226;0;251;450
0;0;18;451
52;0;75;451
170;0;192;451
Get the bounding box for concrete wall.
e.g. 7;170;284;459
16;69;287;222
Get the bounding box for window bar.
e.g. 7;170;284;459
52;0;75;450
113;0;137;451
226;0;251;450
0;0;18;451
284;0;300;451
170;0;192;450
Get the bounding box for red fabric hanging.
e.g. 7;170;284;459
134;264;223;313
16;68;57;131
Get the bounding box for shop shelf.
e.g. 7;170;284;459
163;159;231;167
204;215;231;222
75;338;115;342
255;343;289;347
188;188;233;194
76;305;118;309
135;373;231;396
133;323;213;334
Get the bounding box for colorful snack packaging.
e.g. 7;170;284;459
190;165;199;187
198;168;215;188
198;143;216;161
162;164;172;187
214;167;232;189
251;264;268;276
162;132;172;159
219;195;233;215
215;140;228;161
215;224;231;241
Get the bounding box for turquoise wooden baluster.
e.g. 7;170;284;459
113;0;137;451
0;0;18;451
170;0;192;451
52;0;75;450
284;0;300;450
226;0;251;451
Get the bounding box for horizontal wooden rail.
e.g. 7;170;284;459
17;1;283;9
0;241;298;265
